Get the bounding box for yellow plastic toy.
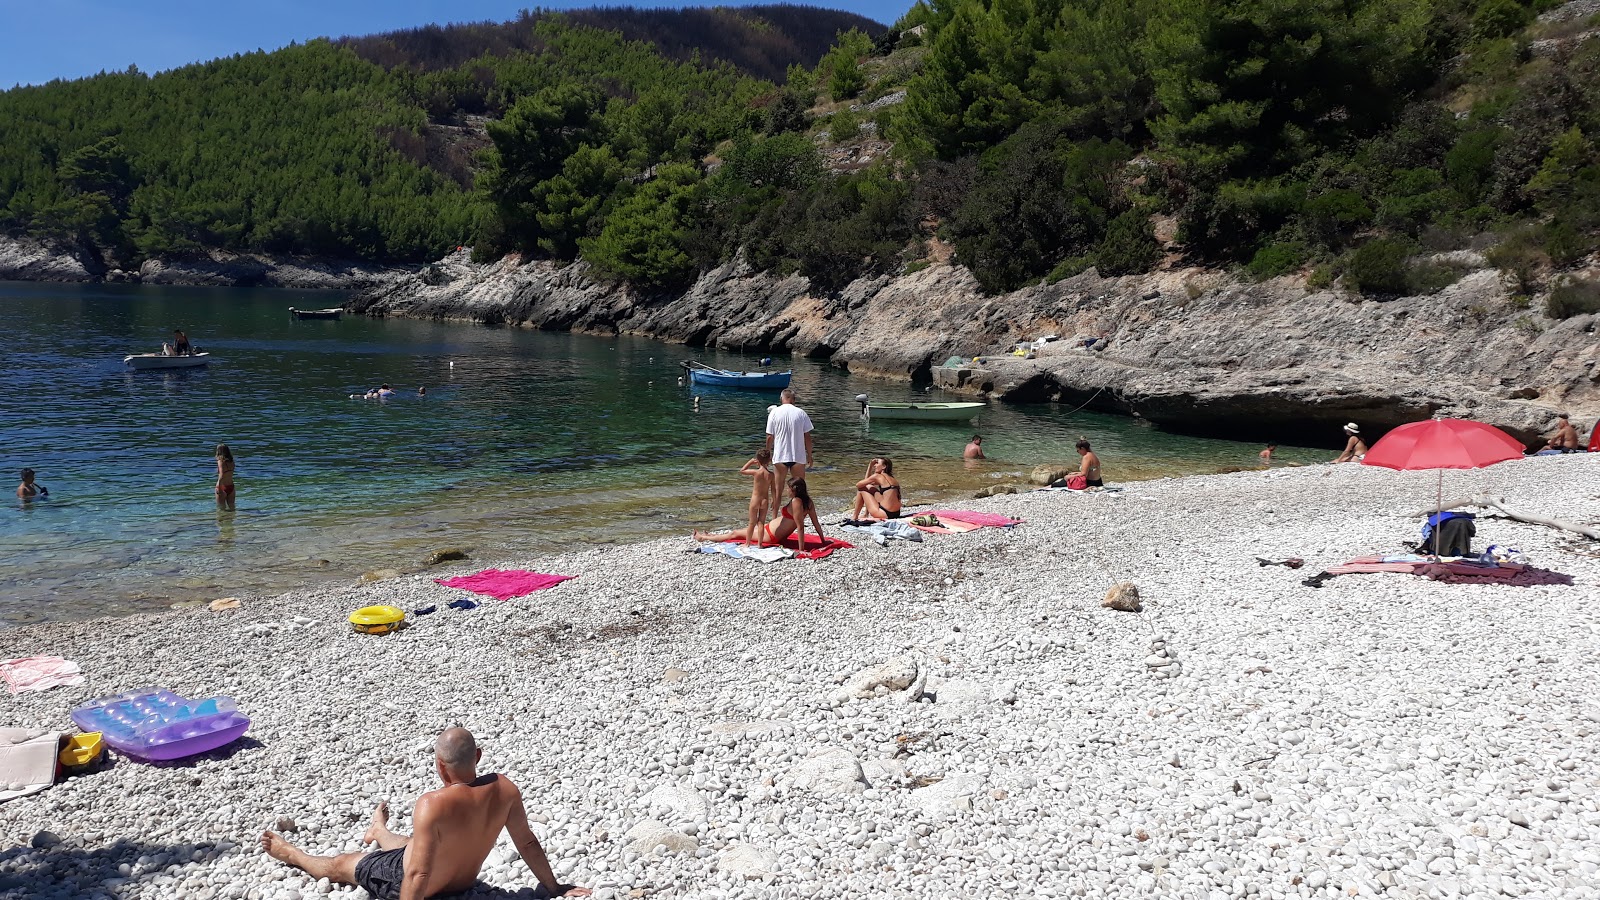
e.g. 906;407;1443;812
60;732;105;767
349;605;406;634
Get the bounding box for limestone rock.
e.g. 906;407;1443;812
640;783;709;825
1031;464;1073;486
910;774;986;820
781;747;867;794
718;844;780;879
424;548;470;566
661;667;688;683
830;656;919;703
360;569;403;583
1102;582;1143;612
974;483;1021;498
624;820;698;855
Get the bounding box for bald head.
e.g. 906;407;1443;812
780;388;796;404
435;727;478;772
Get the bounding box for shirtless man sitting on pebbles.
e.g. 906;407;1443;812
261;727;589;899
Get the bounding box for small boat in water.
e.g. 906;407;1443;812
124;352;210;370
290;307;343;320
864;401;986;422
682;360;792;389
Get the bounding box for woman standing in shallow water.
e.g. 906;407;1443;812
215;444;236;511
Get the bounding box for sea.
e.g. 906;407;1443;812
0;281;1321;626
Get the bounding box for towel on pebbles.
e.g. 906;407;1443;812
435;569;577;600
0;656;84;694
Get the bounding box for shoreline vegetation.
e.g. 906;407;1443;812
3;455;1597;897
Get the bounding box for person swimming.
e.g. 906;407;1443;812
17;468;47;501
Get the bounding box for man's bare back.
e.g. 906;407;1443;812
261;728;587;900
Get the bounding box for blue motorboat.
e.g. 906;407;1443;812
682;361;792;389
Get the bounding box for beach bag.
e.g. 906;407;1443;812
1065;474;1088;490
910;514;942;527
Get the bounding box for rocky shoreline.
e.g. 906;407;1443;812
348;249;1600;446
10;231;1599;444
0;236;406;291
1;456;1597;899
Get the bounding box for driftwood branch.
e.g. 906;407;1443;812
1405;493;1600;541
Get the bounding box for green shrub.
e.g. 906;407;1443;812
1303;189;1373;248
1471;0;1533;42
1344;238;1413;295
1406;259;1469;295
1093;210;1160;276
828;107;861;143
1543;219;1594;267
1546;277;1600;319
1045;255;1096;283
1307;264;1336;290
1485;227;1547;294
1246;241;1307;279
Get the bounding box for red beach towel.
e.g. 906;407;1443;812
734;533;854;560
436;570;577;600
923;510;1023;528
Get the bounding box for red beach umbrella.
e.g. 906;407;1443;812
1362;418;1525;554
1362;418;1525;471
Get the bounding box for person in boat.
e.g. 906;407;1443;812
696;477;824;550
964;435;985;460
739;447;776;546
851;457;903;520
16;468;47;501
173;329;192;355
261;727;589;900
1542;413;1582;453
1333;423;1368;463
1075;439;1103;487
764;388;813;510
215;444;236;511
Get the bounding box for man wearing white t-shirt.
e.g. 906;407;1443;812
765;388;814;510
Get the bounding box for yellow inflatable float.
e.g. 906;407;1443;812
349;605;406;634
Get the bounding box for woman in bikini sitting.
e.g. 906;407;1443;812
850;457;903;521
695;478;824;549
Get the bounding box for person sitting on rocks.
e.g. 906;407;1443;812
1543;413;1581;452
261;727;589;900
1333;423;1368;463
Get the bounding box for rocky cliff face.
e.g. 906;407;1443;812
0;236;407;290
351;249;1600;446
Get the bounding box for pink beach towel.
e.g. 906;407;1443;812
436;570;577;601
923;510;1023;528
1;656;85;695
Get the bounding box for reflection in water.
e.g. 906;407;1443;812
0;282;1327;625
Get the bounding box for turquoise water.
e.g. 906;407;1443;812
0;282;1321;625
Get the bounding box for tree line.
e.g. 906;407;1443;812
3;1;1596;313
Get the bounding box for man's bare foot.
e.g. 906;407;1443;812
260;831;310;868
361;801;390;846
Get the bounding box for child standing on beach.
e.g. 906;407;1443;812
215;444;236;511
740;448;774;546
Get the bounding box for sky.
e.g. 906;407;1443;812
0;0;914;88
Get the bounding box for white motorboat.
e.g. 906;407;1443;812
124;352;210;370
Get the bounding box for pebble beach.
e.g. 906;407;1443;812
2;455;1598;900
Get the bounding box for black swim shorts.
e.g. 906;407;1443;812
355;848;406;900
1086;478;1104;488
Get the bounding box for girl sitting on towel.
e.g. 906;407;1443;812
696;478;824;550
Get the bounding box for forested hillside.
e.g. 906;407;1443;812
4;0;1598;313
0;6;881;267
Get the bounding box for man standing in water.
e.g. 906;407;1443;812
261;727;589;899
765;387;813;509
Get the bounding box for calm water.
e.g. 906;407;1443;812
0;282;1319;626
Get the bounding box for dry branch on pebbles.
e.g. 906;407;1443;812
2;457;1600;898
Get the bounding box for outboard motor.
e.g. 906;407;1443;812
856;393;870;417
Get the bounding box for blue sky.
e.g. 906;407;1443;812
0;1;913;88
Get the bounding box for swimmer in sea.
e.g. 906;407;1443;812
215;444;236;511
17;468;47;501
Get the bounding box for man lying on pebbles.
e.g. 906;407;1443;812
260;727;590;899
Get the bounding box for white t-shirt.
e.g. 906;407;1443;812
766;404;814;465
